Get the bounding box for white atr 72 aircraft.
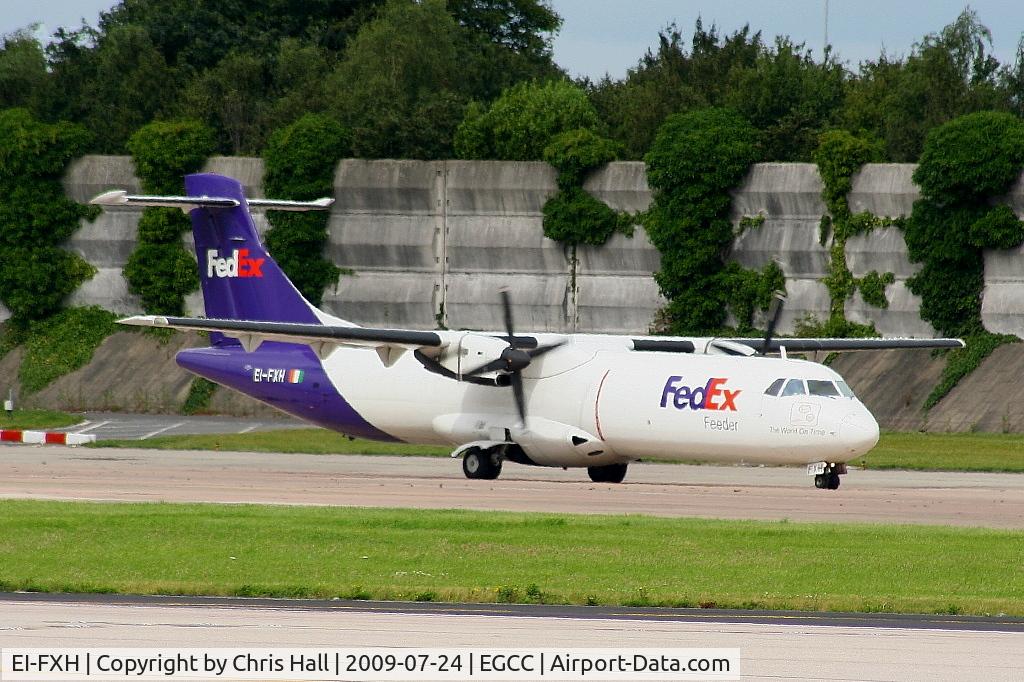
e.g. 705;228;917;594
93;174;964;490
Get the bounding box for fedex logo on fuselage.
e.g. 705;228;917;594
660;376;741;411
206;248;264;278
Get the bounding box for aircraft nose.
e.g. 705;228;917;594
841;411;880;455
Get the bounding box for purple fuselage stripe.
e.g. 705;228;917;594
177;343;400;442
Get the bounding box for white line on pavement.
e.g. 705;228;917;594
74;420;110;434
139;422;185;440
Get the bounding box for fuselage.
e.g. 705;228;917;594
177;331;880;469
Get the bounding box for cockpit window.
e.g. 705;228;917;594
764;378;785;396
781;379;806;396
807;379;840;397
836;380;856;398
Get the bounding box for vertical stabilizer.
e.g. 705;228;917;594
185;173;321;324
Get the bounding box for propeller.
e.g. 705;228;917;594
760;291;787;354
461;290;565;425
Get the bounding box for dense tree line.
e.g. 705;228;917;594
1;3;1021;162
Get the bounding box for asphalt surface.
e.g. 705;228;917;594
1;594;1021;681
2;446;1023;527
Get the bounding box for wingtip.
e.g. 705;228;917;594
116;315;168;327
90;189;128;206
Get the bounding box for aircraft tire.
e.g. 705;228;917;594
463;448;502;480
827;472;841;490
588;463;627;484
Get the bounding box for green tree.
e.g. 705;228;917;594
0;28;49;113
99;0;385;69
178;50;270;154
325;0;464;158
842;10;1011;161
904;111;1024;338
642;108;769;333
455;80;600;160
0;109;97;323
123;120;216;314
588;21;763;159
263;114;349;305
448;0;563;101
725;37;845;161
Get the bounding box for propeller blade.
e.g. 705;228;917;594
526;340;566;359
461;358;506;378
500;289;515;339
510;371;526;427
762;292;786;354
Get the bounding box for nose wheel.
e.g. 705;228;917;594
809;462;845;490
814;472;841;490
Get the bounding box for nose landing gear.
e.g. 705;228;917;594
808;462;846;490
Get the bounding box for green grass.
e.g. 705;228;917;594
92;429;1024;473
856;432;1024;473
89;428;451;457
0;409;82;430
0;499;1020;616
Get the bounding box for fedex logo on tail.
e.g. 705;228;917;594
660;376;741;411
206;248;265;278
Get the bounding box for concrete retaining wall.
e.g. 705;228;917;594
17;156;1021;337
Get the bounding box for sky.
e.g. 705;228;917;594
2;0;1022;80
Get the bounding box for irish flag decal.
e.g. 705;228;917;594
286;369;304;384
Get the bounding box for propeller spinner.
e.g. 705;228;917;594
461;290;565;425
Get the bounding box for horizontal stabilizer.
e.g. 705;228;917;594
90;190;333;212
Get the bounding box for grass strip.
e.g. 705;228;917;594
855;432;1024;473
0;409;82;430
92;429;1024;473
0;499;1021;616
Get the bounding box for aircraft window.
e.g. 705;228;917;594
764;378;785;396
807;379;840;397
781;379;806;396
836;380;856;398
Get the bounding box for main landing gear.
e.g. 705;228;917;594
588;463;628;484
462;446;502;480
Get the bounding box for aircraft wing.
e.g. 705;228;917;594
629;335;965;356
118;315;451;366
730;337;966;353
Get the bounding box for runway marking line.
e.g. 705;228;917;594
140;422;186;440
74;420;110;434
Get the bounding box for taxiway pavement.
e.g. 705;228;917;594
1;446;1022;527
1;594;1021;681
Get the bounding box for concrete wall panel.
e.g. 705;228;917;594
849;164;919;216
846;283;936;338
324;271;442;329
445;273;570;332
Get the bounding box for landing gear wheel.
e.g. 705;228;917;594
462;447;502;480
588;463;628;484
814;472;841;490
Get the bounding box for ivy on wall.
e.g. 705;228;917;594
0;108;98;325
262;113;350;307
642;107;782;334
541;128;633;246
808;129;895;337
902;111;1024;407
124;120;216;315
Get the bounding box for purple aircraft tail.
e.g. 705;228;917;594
185;173;321;325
